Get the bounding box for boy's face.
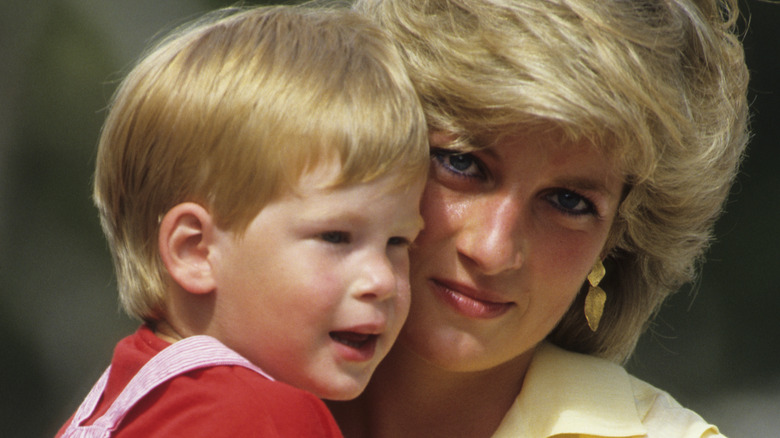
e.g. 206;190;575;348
207;163;425;400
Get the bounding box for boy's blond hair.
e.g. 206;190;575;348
354;0;749;362
94;5;428;322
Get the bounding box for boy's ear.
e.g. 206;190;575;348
158;202;217;295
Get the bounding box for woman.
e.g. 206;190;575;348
329;0;749;437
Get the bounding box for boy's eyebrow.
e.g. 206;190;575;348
297;210;425;232
296;209;367;224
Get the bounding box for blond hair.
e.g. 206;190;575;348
95;4;428;322
354;0;749;362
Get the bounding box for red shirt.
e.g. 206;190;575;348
56;326;343;437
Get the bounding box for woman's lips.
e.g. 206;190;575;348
430;279;514;319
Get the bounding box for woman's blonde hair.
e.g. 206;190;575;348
354;0;749;362
95;4;428;322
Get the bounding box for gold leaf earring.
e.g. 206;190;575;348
584;260;607;332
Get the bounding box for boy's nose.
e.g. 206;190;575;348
351;253;397;301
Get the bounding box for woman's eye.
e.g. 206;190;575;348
546;190;595;216
320;231;350;244
431;149;483;178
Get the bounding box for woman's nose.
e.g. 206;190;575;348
456;194;524;275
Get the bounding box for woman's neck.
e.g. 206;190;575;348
329;344;534;438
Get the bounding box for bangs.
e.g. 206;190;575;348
198;6;428;231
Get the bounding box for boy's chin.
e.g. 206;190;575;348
314;375;370;401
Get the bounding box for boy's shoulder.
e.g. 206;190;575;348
181;364;335;421
99;326;342;437
115;364;343;437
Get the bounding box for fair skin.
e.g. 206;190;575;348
330;130;624;437
157;161;425;401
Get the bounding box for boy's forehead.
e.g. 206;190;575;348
297;159;344;189
280;172;425;229
294;158;424;191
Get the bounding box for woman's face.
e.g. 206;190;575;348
401;130;624;372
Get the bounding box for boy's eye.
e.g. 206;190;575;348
387;236;410;247
320;231;350;244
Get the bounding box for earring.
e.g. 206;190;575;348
584;260;607;332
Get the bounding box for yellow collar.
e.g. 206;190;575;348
492;342;647;438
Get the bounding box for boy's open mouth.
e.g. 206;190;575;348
329;331;378;349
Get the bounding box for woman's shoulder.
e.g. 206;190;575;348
491;343;724;438
627;374;725;438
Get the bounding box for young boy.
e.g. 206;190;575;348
56;4;428;437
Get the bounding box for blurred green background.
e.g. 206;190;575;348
1;1;777;436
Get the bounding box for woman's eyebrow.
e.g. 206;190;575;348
557;176;622;199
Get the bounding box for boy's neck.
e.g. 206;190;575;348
329;343;533;438
152;320;185;344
